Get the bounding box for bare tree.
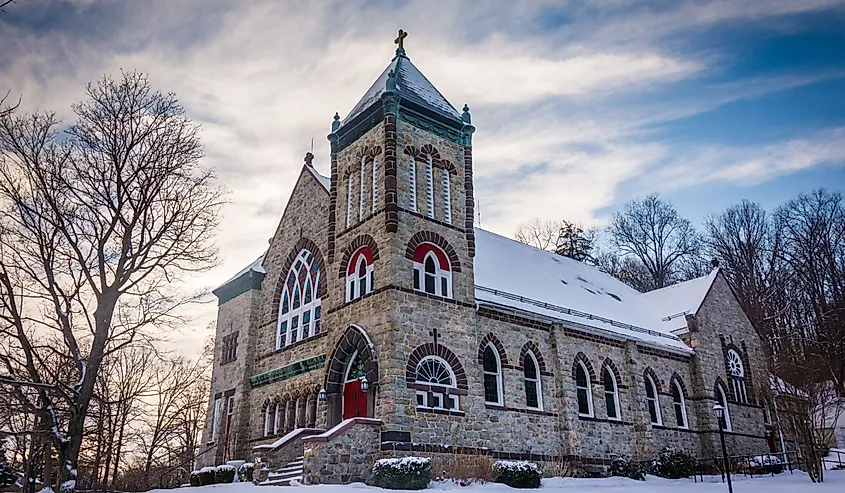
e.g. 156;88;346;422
515;218;595;262
704;200;784;345
0;71;222;491
514;218;561;251
607;194;702;291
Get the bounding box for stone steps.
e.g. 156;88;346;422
260;456;304;487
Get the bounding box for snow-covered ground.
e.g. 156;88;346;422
152;469;845;493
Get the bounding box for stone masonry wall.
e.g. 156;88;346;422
687;273;772;457
302;420;383;484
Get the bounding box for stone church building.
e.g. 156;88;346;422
200;34;778;484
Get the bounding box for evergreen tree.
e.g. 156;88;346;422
554;221;595;262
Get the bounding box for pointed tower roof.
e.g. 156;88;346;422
340;30;462;128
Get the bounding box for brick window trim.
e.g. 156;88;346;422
221;332;239;364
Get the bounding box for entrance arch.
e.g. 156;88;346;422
325;325;379;428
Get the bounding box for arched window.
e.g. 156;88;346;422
603;367;620;420
425;154;434;218
372;156;379;214
482;344;503;405
524;352;543;410
345;246;374;302
412;243;452;298
575;361;593;417
645;373;662;425
359;156;366;221
273;402;281;434
672;380;688;429
415;356;459;411
263;405;272;437
716;383;732;431
442;171;452;224
277;250;322;349
346;173;354;229
408;156;417;212
727;349;748;404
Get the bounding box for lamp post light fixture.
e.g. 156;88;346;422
361;376;370;393
713;404;734;493
317;388;327;404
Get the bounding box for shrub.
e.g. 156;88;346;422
609;456;645;481
237;462;255;482
370;457;431;490
492;460;541;489
197;467;216;486
214;464;236;484
188;471;200;487
433;453;492;485
651;449;696;479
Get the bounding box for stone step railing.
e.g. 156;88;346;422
301;418;383;485
253;427;323;472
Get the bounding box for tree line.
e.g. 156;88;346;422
516;191;845;481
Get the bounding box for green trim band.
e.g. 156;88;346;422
249;354;327;388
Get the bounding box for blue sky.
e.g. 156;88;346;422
2;0;844;344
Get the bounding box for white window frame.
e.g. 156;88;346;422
524;351;543;411
346;173;354;228
263;405;271;437
414;355;459;411
211;397;221;441
425;154;434;218
359;156;366;221
603;367;621;421
442;170;452;224
408;156;417;212
672;380;688;429
412;247;452;298
372;155;379;214
575;361;593;417
727;349;748;404
345;250;374;302
716;384;732;431
274;402;281;435
277;250;322;349
763;404;772;425
645;374;662;425
482;344;503;406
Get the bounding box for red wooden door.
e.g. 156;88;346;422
343;379;367;419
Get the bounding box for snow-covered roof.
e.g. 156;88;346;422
215;254;265;292
641;269;719;333
473;229;712;353
305;164;330;191
342;51;461;127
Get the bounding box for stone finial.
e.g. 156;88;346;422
331;112;340;132
386;69;397;91
462;104;471;124
711;258;720;269
304;152;314;167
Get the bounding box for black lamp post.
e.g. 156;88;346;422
713;404;734;493
317;388;327;404
360;376;370;393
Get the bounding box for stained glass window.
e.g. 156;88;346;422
277;250;322;349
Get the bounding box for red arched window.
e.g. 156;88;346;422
346;246;374;302
412;243;451;298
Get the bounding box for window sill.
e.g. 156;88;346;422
486;404;557;417
416;406;465;417
273;332;327;354
578;415;633;425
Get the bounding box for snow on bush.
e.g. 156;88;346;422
492;460;541;488
370;457;431;490
215;464;236;484
651;449;696;479
197;467;216;486
609;456;646;481
237;462;255;482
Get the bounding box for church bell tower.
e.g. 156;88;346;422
326;29;477;304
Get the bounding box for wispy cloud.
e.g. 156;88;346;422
2;0;844;350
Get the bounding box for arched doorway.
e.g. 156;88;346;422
325;326;379;428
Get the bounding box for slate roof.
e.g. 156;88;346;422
341;50;462;127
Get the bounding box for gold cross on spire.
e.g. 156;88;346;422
394;29;408;51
